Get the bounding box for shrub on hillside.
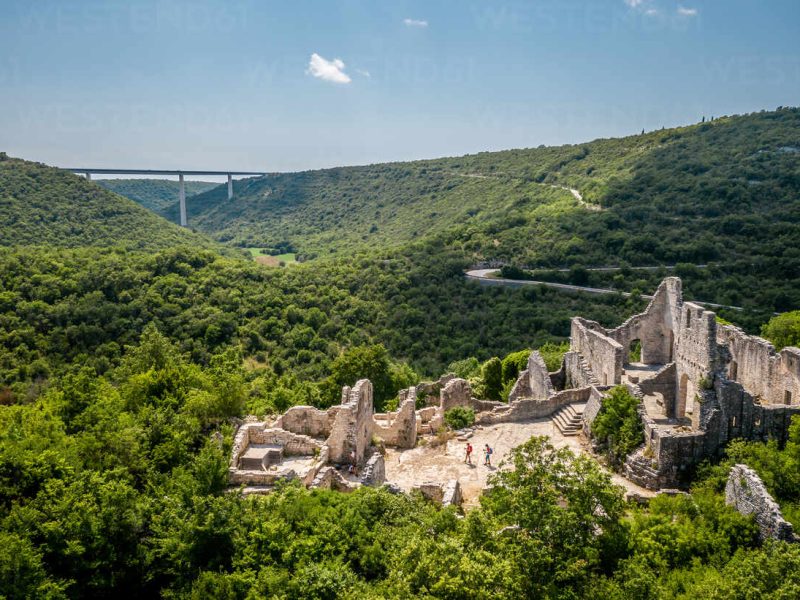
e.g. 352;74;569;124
444;406;475;430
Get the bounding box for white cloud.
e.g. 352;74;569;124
624;0;659;16
403;18;428;28
677;5;698;16
355;69;371;78
306;53;351;84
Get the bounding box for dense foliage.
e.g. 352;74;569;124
96;178;219;215
171;109;799;315
761;310;800;350
444;406;475;430
0;156;213;251
0;243;647;406
2;109;799;598
590;385;644;466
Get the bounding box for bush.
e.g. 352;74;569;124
537;342;570;371
444;406;475;430
761;310;800;350
480;357;503;401
591;386;644;467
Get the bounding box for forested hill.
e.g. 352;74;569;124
0;155;216;251
178;108;799;275
96;178;219;216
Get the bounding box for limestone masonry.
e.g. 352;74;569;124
229;277;800;517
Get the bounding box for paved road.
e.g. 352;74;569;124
465;268;744;312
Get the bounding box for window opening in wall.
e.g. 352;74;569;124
685;308;691;328
786;391;793;405
730;360;738;382
732;416;737;427
628;339;642;364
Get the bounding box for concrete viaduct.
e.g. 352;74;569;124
66;168;267;227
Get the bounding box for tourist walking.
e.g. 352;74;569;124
484;444;493;467
464;442;473;465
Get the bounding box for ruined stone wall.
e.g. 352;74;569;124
607;277;682;365
372;389;417;448
725;464;796;542
276;405;338;439
360;452;386;486
581;386;607;433
248;428;324;456
477;387;592;425
571;318;624;386
326;379;374;465
718;324;800;407
673;302;718;419
440;378;472;412
563;351;598;389
638;363;677;417
508;369;531;401
522;350;555;400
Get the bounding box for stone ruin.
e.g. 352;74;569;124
538;276;800;490
230;277;800;518
725;464;796;542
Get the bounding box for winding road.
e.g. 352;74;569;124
465;268;746;312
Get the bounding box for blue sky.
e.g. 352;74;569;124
1;0;798;174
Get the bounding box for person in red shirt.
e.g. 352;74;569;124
464;442;473;465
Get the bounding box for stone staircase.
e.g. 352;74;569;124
552;402;586;436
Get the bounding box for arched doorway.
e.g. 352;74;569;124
628;339;642;364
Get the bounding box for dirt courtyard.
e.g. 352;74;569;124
384;417;653;508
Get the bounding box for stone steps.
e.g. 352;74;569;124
552;402;586;436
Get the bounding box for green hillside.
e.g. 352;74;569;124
171;108;800;313
0;155;215;251
96;178;219;215
2;114;800;598
183;110;798;262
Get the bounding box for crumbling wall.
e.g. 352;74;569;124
326;379;374;465
718;324;800;406
725;464;796;542
673;302;719;419
509;350;555;401
477;387;592;425
563;350;599;389
276;405;338;439
360;452;386;486
416;374;455;407
581;386;607;433
247;428;324;456
373;388;418;448
608;277;681;365
571;318;624;386
440;378;472;412
416;406;443;434
638;363;677;417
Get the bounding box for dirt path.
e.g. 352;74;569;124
384;418;653;509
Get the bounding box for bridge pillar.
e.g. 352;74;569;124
227;173;233;200
178;173;187;227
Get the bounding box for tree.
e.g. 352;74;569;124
761;310;800;350
480;357;503;401
591;385;644;466
323;345;397;411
